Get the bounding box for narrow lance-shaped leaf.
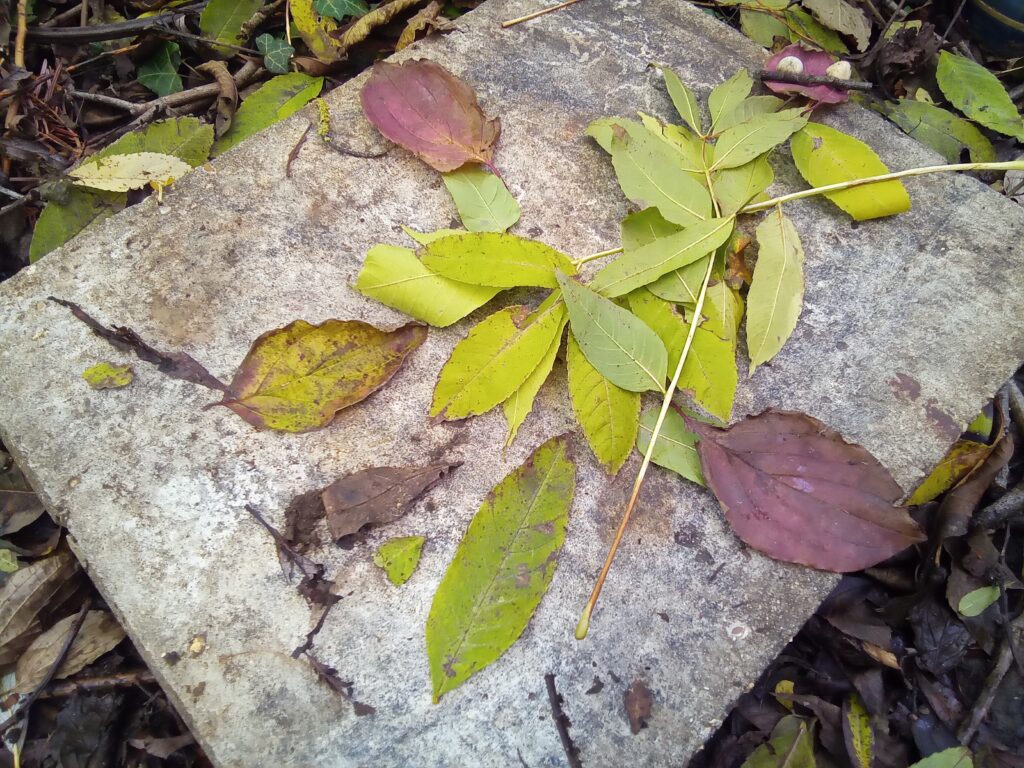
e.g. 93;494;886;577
708;69;753;131
69;153;192;192
710;109;808;171
420;232;574;289
715;95;784;133
426;436;576;701
713;155;774;216
567;333;639;475
556;272;667;393
843;694;874;768
442;167;520;232
936;51;1024;141
620;208;706;305
689;410;925;572
503;309;567;446
636;407;704;485
217;319;426;432
213;73;324;156
875;99;995;164
660;66;703;134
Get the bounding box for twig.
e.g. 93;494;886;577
286;123;313;178
41;2;84;26
938;0;969;47
80;0;88;27
240;0;287;40
756;70;875;92
26;2;206;42
1009;81;1024;103
501;0;584;28
544;673;583;768
38;669;157;699
957;635;1012;743
974;482;1024;530
14;0;29;68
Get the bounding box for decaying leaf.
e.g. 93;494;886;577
14;610;126;693
69;152;192;192
907;438;993;506
0;552;81;666
624;679;653;734
764;45;850;105
1;454;46;536
212;73;324;156
843;694;874;768
82;362;133;390
361;59;501;173
218;319;427;432
396;0;442;51
373;536;425;585
196;61;239;138
330;0;428;54
426;436;575;701
689;410;925;572
740;715;817;768
323;463;457;540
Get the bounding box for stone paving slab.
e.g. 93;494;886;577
2;0;1024;765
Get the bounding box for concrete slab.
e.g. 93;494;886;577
1;0;1023;765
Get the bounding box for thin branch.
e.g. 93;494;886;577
26;2;206;41
15;0;29;68
757;69;875;92
544;673;583;768
38;669;157;699
502;0;584;28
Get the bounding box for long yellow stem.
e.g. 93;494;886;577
572;246;623;267
501;0;584;27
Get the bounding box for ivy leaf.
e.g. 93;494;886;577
420;233;573;288
741;716;817;768
82;362;133;390
29;187;126;263
715;95;784;133
217;319;426;432
313;0;368;18
711;109;808;171
908;747;974;768
255;33;294;74
842;694;874;768
373;536;425;586
590;217;734;298
708;69;753;131
936;51;1024;140
138;41;183;97
69;153;192;192
556;272;667;393
801;0;871;51
690;410;925;572
361;60;501;173
659;66;703;134
875;99;995;163
93;118;214;167
442;166;520;232
790;122;911;221
636;407;704;485
713;155;774;216
907;439;993;506
431;300;566;420
502;311;566;446
747;207;804;373
567;333;639;474
355;244;500;328
213;73;324;156
199;0;264;56
426;435;575;702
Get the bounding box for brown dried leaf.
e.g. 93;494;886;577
934;428;1013;541
196;61;238;139
689;410;925;572
0;552;81;666
331;0;426;54
624;679;653;734
1;452;45;536
395;0;442;50
14;611;126;693
323;462;458;540
360;59;500;173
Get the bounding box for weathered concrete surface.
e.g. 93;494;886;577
1;0;1023;765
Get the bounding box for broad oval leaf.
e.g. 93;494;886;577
936;51;1024;140
637;407;704;485
660;66;703;134
442;166;520;232
690;410;925;572
218;319;426;432
93;117;214;167
875;99;995;163
69;152;192;192
957;586;999;618
502;310;566;446
361;60;501;173
200;0;263;55
907;438;993;506
790;123;911;221
711;109;808;171
556;272;667;393
373;536;425;586
713;155;774;215
802;0;871;51
741;9;790;47
355;244;500;328
420;233;574;288
747;207;804;373
591;217;734;298
213;73;324;156
708;69;753;131
620;207;682;251
430;300;566;420
908;747;974;768
29;187;126;263
426;435;575;701
647;259;708;304
567;333;639;474
786;8;850;54
741;715;817;768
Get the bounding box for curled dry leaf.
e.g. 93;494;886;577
360;59;501;173
196;61;239;139
689;410;925;572
764;44;850;104
0;552;81;666
217;319;427;433
624;680;653;734
323;462;459;540
1;453;46;536
14;610;126;693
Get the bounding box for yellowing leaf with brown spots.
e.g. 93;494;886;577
217;319;426;432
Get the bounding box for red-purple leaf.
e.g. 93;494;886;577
360;59;501;173
764;44;850;105
689;410;924;571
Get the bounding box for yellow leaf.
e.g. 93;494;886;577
69;152;192;192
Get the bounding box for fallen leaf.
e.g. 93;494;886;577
212;73;324;156
82;362;133;390
636;407;704;485
659;66;703;134
740;715;817;767
958;586;999;618
909;747;974;768
936;51;1024;141
843;694;874;768
15;611;126;693
933;430;1013;541
314;0;368;18
716;95;785;134
426;436;575;702
373;536;425;585
907;438;993;506
420;232;574;288
801;0;871;51
199;0;263;56
910;599;970;675
255;34;295;74
747;206;804;373
396;0;442;50
290;0;344;62
1;454;45;536
786;7;850;54
624;680;653;734
714;155;775;216
127;734;196;759
0;552;81;666
710;109;808;171
708;69;753;131
361;59;501;173
69;152;192;192
91;117;214;167
764;44;850;104
323;463;457;540
218;319;426;433
29;187;126;263
502;311;566;446
329;0;427;54
50;693;124;768
441;166;520;232
875;100;995;164
689;410;925;571
196;61;239;139
137;41;183;97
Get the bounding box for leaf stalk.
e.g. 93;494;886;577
572;246;624;267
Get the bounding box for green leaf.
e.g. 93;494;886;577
909;747;974;768
290;0;342;62
313;0;368;18
637;407;704;485
620;207;682;250
637;114;706;172
213;73;324;156
936;51;1024;140
420;233;574;289
0;550;18;573
29;188;126;262
801;0;871;51
843;694;874;768
740;9;790;47
620;209;706;305
199;0;263;55
373;536;424;586
426;435;575;702
93;117;214;167
567;332;639;474
599;119;712;226
138;41;182;97
255;33;294;74
747;207;804;373
355;244;499;327
442;167;521;233
790;122;911;221
876;99;995;163
741;715;817;768
713;155;774;215
679;306;739;422
82;362;133;390
703;281;745;341
502;307;567;446
716;95;785;133
431;300;566;420
958;586;1000;617
646;259;709;304
556;272;667;393
69;153;192;192
786;7;849;53
711;109;808;170
626;287;691;374
708;69;753;131
660;66;703;134
907;439;992;505
590;217;734;298
402;226;466;245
